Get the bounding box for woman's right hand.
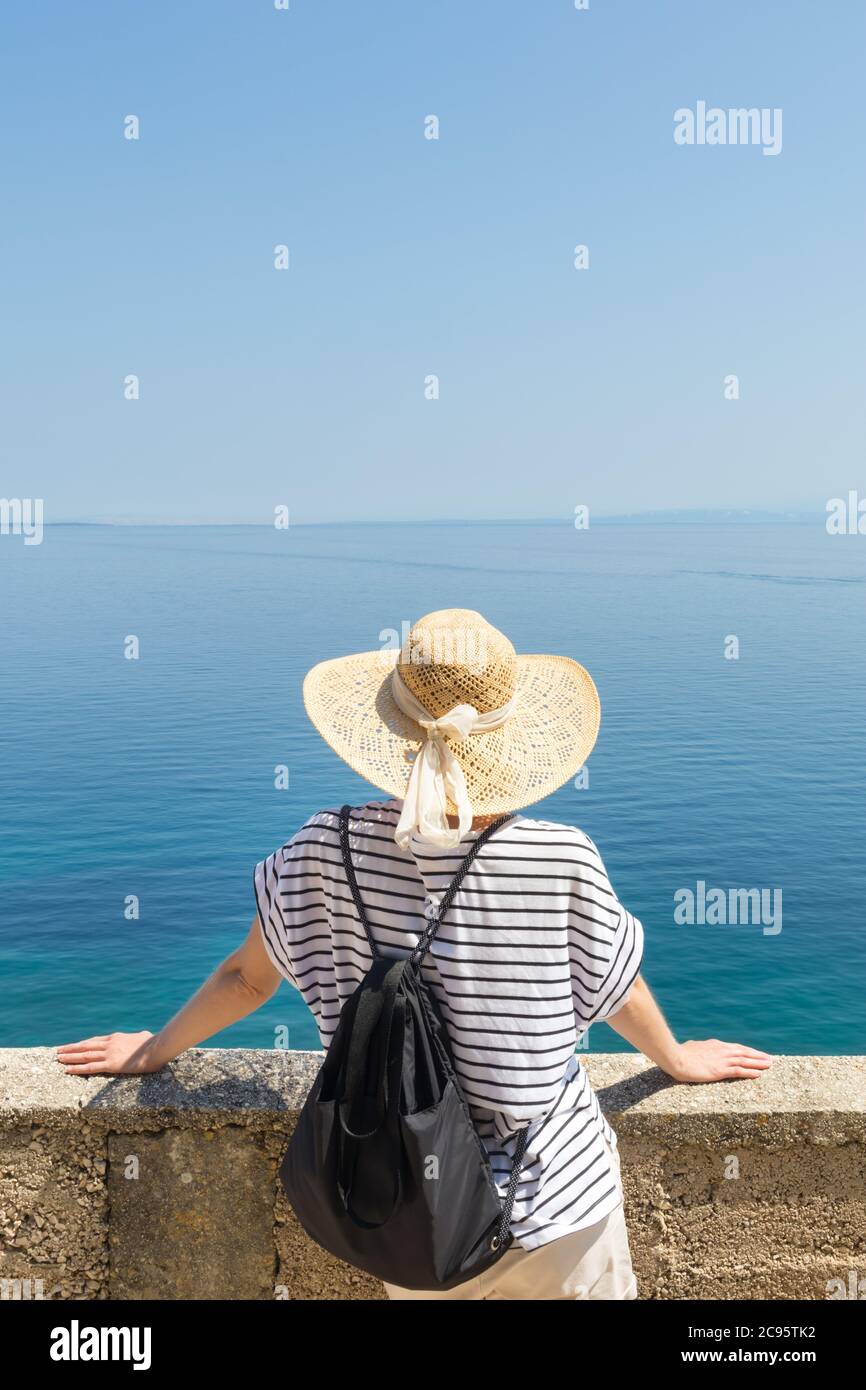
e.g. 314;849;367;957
55;1031;159;1076
667;1039;773;1083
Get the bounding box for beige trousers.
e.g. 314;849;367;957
383;1133;638;1301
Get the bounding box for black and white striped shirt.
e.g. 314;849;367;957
254;799;644;1251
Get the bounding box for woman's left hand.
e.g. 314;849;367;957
55;1031;159;1076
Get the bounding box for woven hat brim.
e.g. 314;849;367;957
302;649;601;816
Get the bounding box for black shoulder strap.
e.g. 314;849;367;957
338;803;511;967
409;813;512;967
339;804;381;959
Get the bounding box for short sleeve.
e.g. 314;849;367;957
567;832;644;1031
253;810;336;990
253;846;299;987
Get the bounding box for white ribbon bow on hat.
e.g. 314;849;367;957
390;665;518;850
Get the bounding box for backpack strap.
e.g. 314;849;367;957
339;804;380;959
409;812;512;968
492;1124;531;1250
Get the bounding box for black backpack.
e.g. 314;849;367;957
278;803;530;1291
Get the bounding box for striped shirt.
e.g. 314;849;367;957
254;798;644;1251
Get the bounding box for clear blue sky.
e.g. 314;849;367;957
1;1;863;523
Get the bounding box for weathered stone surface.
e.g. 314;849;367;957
0;1046;322;1127
108;1128;275;1300
1;1048;863;1301
584;1053;866;1301
0;1120;108;1301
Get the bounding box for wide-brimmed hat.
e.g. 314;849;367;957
303;608;600;847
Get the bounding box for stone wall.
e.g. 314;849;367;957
1;1048;863;1300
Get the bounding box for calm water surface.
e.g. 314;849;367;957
2;521;863;1054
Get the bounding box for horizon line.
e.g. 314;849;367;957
41;507;824;528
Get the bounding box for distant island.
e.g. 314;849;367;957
592;509;818;525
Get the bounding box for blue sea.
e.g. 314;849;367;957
2;521;864;1054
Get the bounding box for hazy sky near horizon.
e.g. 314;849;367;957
1;1;863;524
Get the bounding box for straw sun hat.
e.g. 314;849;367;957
303;608;600;848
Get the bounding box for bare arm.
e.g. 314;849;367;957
55;918;284;1076
605;973;772;1082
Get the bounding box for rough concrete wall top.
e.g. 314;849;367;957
0;1048;324;1131
2;1048;864;1134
